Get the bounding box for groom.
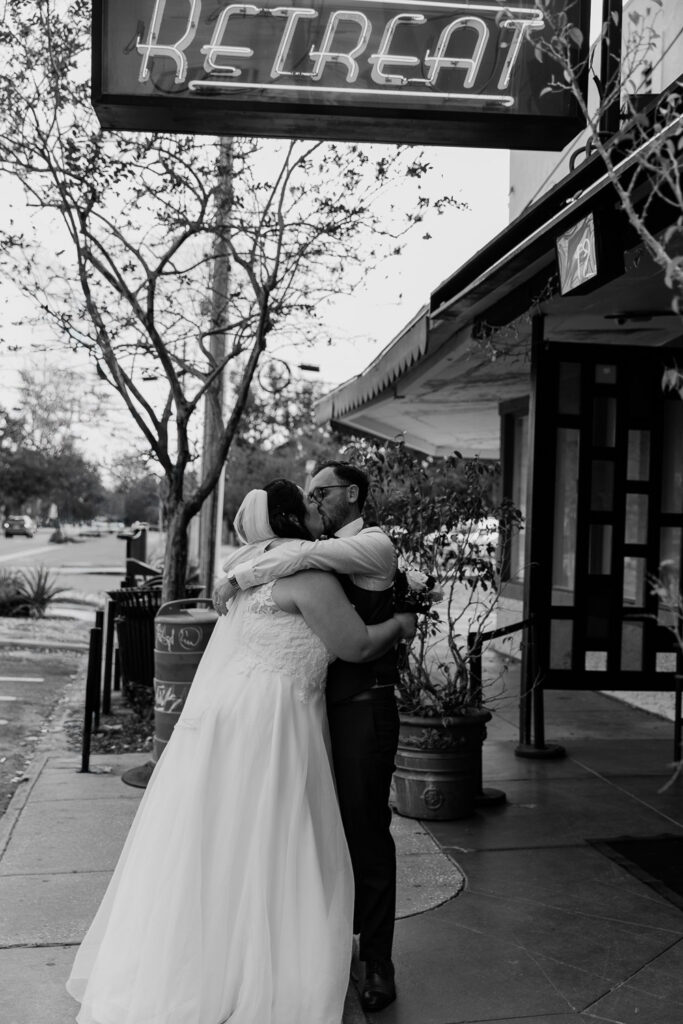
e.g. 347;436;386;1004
213;461;404;1013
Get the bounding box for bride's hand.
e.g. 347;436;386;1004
213;575;238;615
393;611;417;642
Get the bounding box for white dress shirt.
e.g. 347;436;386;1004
229;518;396;593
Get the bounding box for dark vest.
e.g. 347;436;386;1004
326;576;398;705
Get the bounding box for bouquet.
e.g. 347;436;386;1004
393;567;443;615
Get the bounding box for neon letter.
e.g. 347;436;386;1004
368;14;426;87
136;0;201;84
270;7;318;79
309;11;372;83
201;5;260;78
497;16;543;90
423;16;488;88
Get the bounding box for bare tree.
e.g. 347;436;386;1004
15;361;109;456
533;0;683;308
0;0;459;599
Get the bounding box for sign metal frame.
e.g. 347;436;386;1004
92;0;590;148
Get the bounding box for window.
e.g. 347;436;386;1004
500;399;529;585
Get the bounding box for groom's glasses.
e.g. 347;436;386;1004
307;485;348;505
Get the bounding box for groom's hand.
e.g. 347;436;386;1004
213;574;238;615
393;611;418;643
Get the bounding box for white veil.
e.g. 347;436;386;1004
233;489;277;545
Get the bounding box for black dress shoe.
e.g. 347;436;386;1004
361;959;396;1012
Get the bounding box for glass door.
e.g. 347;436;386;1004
527;339;683;693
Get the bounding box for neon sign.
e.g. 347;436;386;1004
93;0;590;147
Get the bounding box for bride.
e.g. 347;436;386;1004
67;479;414;1024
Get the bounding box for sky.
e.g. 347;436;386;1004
275;145;510;391
0;143;510;467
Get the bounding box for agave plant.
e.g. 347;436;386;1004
0;566;66;618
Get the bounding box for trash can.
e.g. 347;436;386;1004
108;587;163;716
152;598;218;762
126;524;148;564
118;589;210;786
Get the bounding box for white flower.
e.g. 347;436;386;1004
405;568;430;592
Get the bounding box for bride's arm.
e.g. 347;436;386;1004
274;571;415;663
228;530;395;589
214;530;395;615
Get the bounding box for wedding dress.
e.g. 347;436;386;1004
67;580;354;1024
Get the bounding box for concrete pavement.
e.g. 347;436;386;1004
1;656;682;1024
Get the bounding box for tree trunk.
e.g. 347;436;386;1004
163;499;190;604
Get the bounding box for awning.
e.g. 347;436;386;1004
316;86;683;456
316;306;428;424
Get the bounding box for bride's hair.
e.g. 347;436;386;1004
265;479;312;540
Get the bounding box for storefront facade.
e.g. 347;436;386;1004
317;2;683;745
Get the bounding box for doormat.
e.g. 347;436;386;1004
589;834;683;911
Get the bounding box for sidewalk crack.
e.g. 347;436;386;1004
570;756;683;830
581;934;683;1013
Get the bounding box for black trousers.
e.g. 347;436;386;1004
326;690;399;963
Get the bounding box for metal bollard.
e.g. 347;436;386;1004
80;625;103;774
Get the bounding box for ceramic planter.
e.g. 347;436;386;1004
393;709;492;820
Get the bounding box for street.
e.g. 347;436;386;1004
0;526;153;596
0;530;133;819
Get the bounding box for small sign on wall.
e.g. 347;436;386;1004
556;207;625;297
92;0;590;147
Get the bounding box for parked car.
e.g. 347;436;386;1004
117;521;149;539
3;514;37;538
79;523;103;537
92;518;124;534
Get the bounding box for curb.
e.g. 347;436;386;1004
0;752;50;861
0;640;89;652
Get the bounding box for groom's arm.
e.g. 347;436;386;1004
233;530;395;590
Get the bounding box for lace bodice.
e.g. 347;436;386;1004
237;581;332;702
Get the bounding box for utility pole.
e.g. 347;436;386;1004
198;138;233;598
599;0;623;137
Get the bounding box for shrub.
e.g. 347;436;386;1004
343;437;524;718
0;566;65;617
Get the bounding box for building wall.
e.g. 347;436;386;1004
509;0;683;220
497;5;683;723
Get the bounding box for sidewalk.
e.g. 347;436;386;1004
1;659;682;1024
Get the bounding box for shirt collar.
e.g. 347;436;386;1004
335;517;364;538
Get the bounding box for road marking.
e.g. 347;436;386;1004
0;720;8;726
0;545;53;563
0;677;44;684
0;696;18;701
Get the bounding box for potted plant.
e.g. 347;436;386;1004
347;438;523;819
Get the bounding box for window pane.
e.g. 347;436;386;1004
625;494;648;545
550;619;572;670
627;430;649;481
593;396;616;447
591;460;614;511
510;413;528;581
656;652;677;673
657;527;681;627
558;362;581;415
585;652;608;671
589;524;612;574
621;621;643;670
587;592;609;643
661;401;683;513
552;428;579;601
623;556;647;606
595;364;617;384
